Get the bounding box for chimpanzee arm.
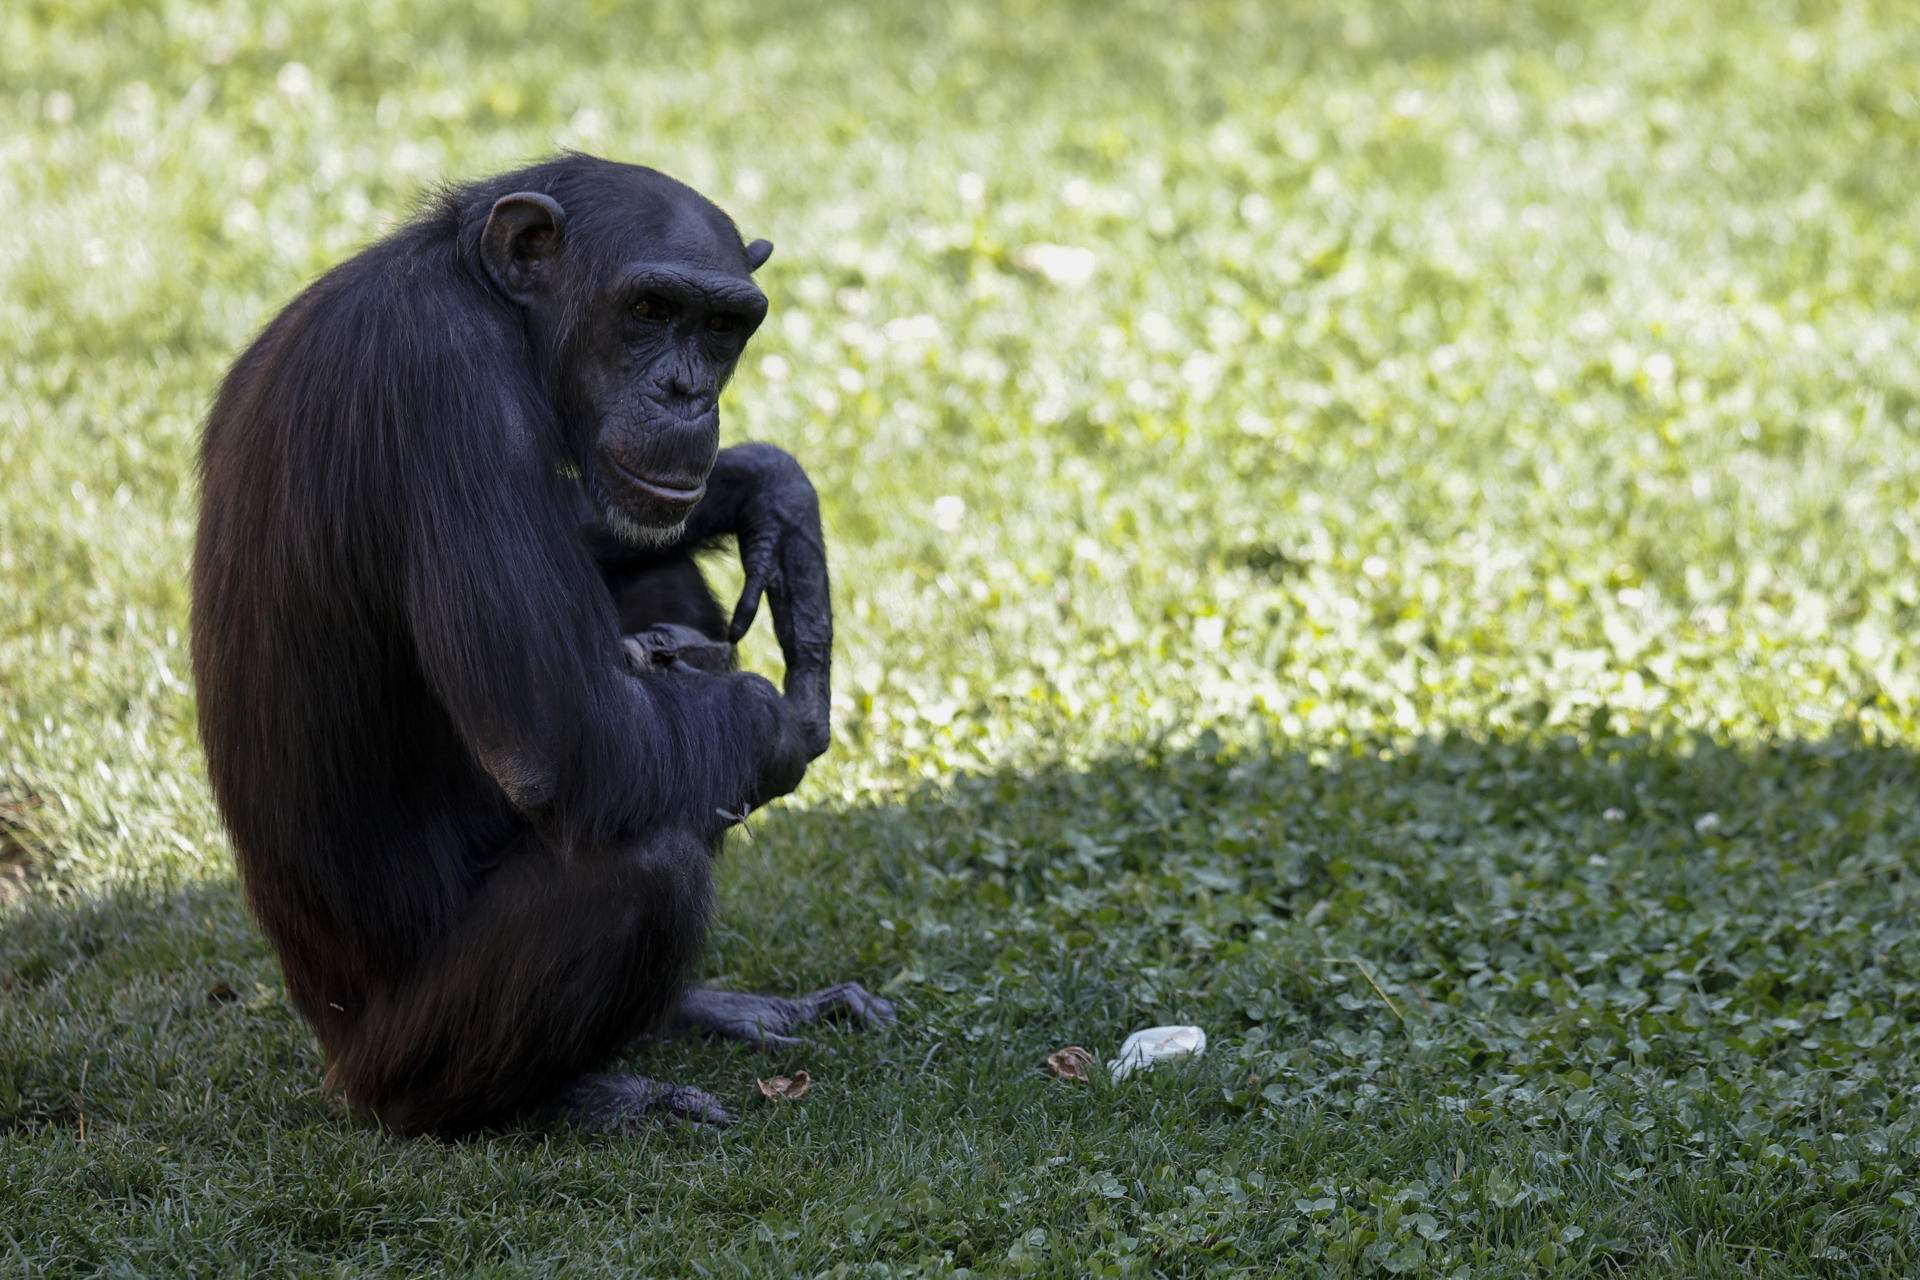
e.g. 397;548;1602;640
403;442;805;842
674;443;833;758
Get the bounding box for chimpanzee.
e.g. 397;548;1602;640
191;153;893;1136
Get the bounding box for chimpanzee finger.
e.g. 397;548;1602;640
728;572;765;644
729;524;781;643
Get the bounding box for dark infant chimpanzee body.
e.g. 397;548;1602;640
191;153;892;1136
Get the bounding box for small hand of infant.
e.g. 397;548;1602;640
622;623;737;677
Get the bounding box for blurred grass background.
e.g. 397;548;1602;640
3;0;1920;1274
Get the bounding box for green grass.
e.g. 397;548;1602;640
4;0;1920;1273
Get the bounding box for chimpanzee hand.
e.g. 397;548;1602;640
623;627;810;815
720;445;833;761
622;623;736;676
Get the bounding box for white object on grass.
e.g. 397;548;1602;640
1110;1025;1207;1080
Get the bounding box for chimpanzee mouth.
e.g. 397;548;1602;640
601;454;708;508
584;469;689;548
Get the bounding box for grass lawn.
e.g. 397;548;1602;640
5;0;1920;1273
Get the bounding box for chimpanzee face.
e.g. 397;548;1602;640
566;253;768;540
478;171;775;544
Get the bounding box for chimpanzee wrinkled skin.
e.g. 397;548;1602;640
191;154;892;1137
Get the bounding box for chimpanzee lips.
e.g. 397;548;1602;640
602;453;707;508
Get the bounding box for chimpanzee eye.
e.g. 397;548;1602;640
632;296;671;321
706;313;738;334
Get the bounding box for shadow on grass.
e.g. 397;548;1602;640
7;728;1920;1117
2;730;1917;1270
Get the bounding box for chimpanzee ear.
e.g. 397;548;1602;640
481;192;567;303
744;238;774;272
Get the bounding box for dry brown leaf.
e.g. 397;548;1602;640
1046;1045;1094;1081
206;980;239;1004
755;1070;811;1101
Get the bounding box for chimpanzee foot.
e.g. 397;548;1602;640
542;1072;733;1131
674;983;898;1049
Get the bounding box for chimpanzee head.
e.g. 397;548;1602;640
477;163;775;544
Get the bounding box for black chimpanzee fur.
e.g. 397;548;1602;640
191;154;893;1137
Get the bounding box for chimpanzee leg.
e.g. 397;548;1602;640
672;984;897;1049
325;827;720;1136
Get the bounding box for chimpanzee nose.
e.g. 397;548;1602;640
668;366;698;398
